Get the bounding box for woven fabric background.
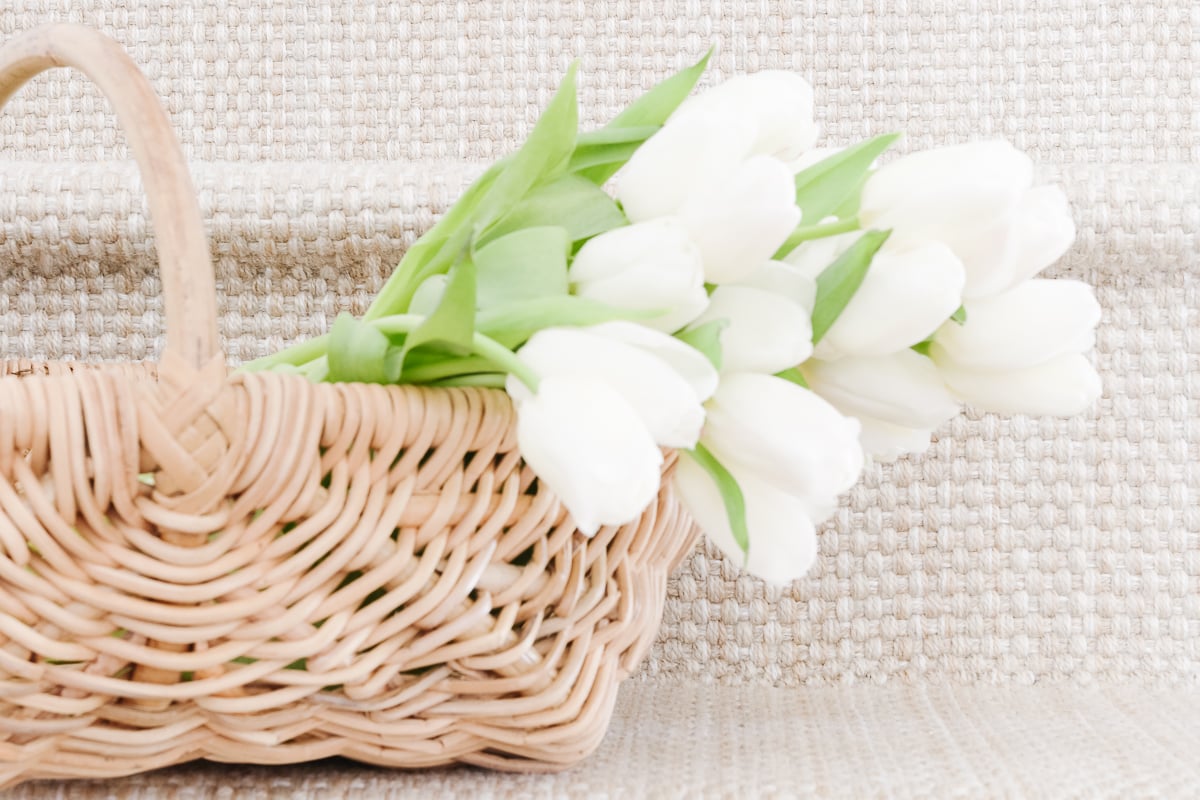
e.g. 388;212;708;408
0;1;1196;688
11;683;1200;799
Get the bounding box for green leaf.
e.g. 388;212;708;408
811;229;892;344
569;126;661;173
576;49;712;184
774;367;809;389
773;216;862;260
676;319;727;370
474;63;581;226
327;313;398;384
366;162;504;320
686;443;750;559
950;305;967;325
575;125;663;147
399;250;478;369
793;132;901;224
474;226;570;307
369;64;580;319
481;176;626;245
477;295;657;349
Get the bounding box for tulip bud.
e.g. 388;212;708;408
511;325;711;448
930;279;1103;416
568;218;709;333
679;155;803;283
818;239;966;359
802;350;961;461
687;285;813;375
935;354;1102;417
585;320;719;402
512;375;663;536
673;455;819;585
701;373;863;519
678;71;819;163
737;259;818;314
859;140;1034;242
931;280;1101;371
616;110;757;223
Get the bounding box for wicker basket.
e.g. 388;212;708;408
0;25;697;787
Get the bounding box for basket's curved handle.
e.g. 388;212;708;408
0;24;219;369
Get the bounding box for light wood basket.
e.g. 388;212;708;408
0;24;697;787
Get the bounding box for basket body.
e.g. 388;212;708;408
0;360;697;786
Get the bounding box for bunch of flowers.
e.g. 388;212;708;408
250;55;1101;584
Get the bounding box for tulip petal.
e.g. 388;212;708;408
569;218;709;333
803;350;961;430
516;326;708;448
938;352;1103;416
678;71;818;162
737;259;819;314
856;417;939;463
515;376;663;535
616;111;757;222
681;155;803;283
1005;185;1077;287
859;140;1034;241
782;231;861;281
820;239;966;357
674;454;819;585
702;373;864;514
932;279;1102;371
688;285;813;374
585;320;720;402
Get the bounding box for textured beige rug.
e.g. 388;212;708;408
9;683;1200;798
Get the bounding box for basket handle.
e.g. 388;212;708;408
0;24;219;369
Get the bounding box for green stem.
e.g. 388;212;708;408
370;315;540;392
401;356;498;383
240;333;330;373
773;216;861;260
428;373;507;389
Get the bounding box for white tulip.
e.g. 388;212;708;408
930;279;1102;416
687;285;813;374
512;375;663;536
616;109;757;223
936;353;1103;416
679;155;803;283
802;350;961;461
857;140;1076;299
783;230;860;281
511;325;710;448
701;373;863;519
859;140;1034;242
931;280;1101;371
952;185;1077;299
677;71;819;163
569;218;709;333
585;320;718;402
1008;186;1076;282
818;239;966;359
673;455;819;585
737;259;818;314
856;417;945;463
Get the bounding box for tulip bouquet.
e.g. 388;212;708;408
248;54;1101;584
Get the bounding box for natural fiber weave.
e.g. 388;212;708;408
0;26;698;787
11;683;1200;799
0;1;1192;167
